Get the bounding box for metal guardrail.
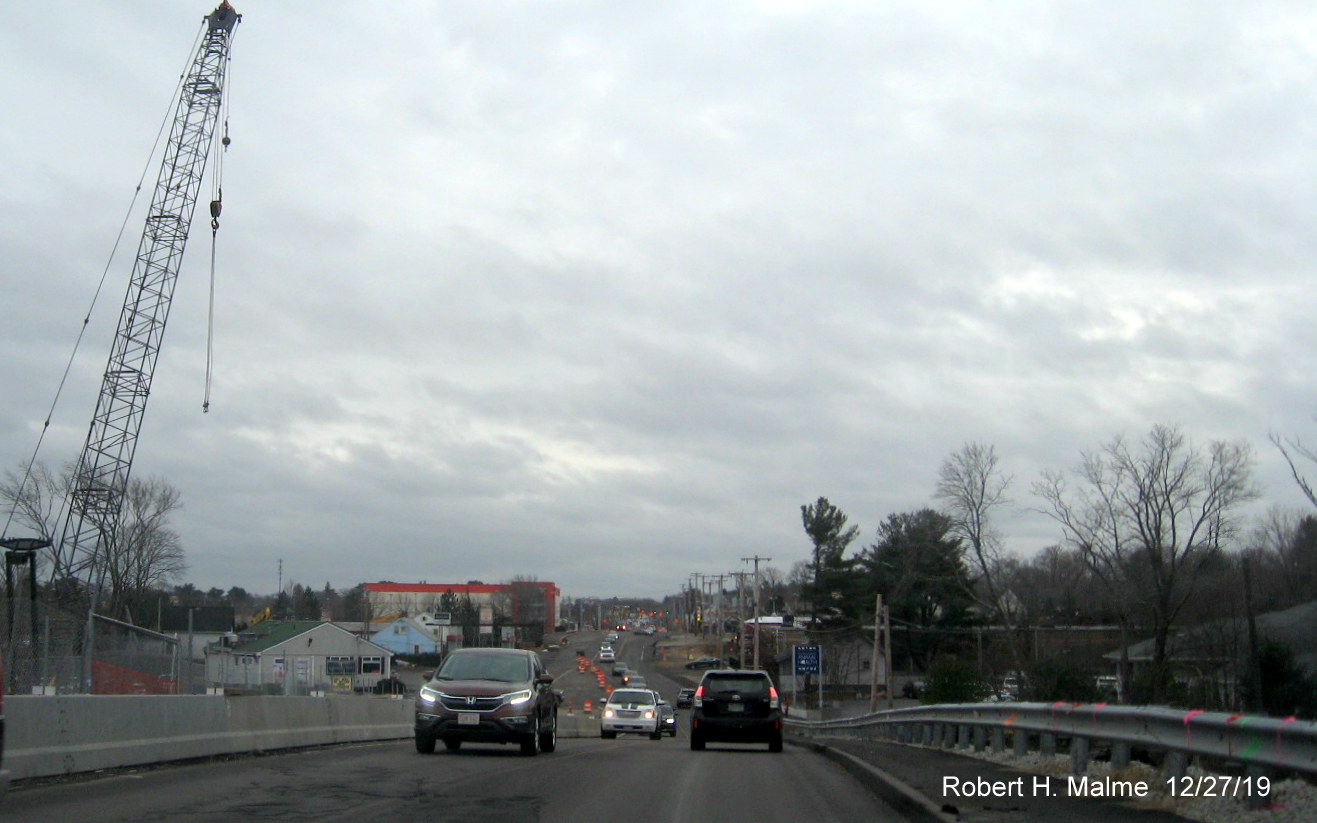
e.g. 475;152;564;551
786;702;1317;783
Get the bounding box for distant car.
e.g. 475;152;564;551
659;701;677;736
627;676;648;690
601;689;663;740
605;633;619;643
685;657;721;670
373;675;408;695
414;647;559;756
612;661;630;677
676;687;696;708
599;648;616;663
689;669;783;753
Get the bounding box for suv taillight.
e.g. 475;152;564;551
693;685;704;708
768;685;779;710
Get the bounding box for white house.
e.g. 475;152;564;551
206;620;394;694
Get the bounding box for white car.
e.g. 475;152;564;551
600;689;662;740
599;648;616;662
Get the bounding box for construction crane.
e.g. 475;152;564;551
60;3;241;594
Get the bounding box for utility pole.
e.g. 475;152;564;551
869;594;882;712
709;574;726;658
729;571;751;667
742;555;770;670
884;599;894;709
689;574;704;638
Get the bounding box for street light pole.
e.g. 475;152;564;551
3;537;51;693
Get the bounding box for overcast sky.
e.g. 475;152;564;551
4;1;1317;602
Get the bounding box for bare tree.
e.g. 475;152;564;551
1271;430;1317;508
1005;544;1104;625
1246;506;1317;612
1;461;75;579
935;442;1024;671
3;462;186;619
787;560;813;613
101;475;186;621
1034;424;1257;702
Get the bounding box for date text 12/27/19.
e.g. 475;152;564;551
1166;775;1270;798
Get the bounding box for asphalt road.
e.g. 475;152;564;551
0;631;906;822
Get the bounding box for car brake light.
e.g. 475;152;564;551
768;685;779;709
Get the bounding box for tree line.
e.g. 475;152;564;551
784;424;1317;716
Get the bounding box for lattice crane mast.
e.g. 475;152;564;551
60;3;240;586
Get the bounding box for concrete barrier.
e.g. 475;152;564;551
4;694;412;781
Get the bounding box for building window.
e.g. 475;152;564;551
327;656;356;676
361;656;383;674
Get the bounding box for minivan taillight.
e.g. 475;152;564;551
693;685;704;708
768;685;779;710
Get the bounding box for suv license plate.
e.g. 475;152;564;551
727;704;745;712
458;713;480;725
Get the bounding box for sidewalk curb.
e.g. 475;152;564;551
787;736;957;823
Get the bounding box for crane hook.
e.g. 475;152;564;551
210;197;222;232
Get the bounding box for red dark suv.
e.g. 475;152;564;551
415;648;560;756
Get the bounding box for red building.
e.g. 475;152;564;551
363;581;561;635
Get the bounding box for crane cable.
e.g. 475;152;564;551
203;38;236;414
2;23;205;542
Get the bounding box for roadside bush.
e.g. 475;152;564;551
921;656;991;704
1024;656;1098;703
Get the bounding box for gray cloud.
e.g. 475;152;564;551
5;1;1317;600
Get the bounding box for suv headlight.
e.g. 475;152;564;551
419;685;441;704
505;689;533;706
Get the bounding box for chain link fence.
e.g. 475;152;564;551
2;597;196;695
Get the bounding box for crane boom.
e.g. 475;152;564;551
60;3;240;585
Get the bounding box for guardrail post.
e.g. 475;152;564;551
1013;728;1029;757
1243;765;1269;811
1040;732;1056;757
897;724;910;744
1069;736;1090;774
921;723;933;745
991;727;1004;753
957;724;971;749
1111;741;1131;769
973;725;986;753
1163;750;1188;781
942;723;956;748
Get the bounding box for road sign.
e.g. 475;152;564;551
794;645;820;675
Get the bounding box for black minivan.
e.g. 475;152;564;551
688;669;783;752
